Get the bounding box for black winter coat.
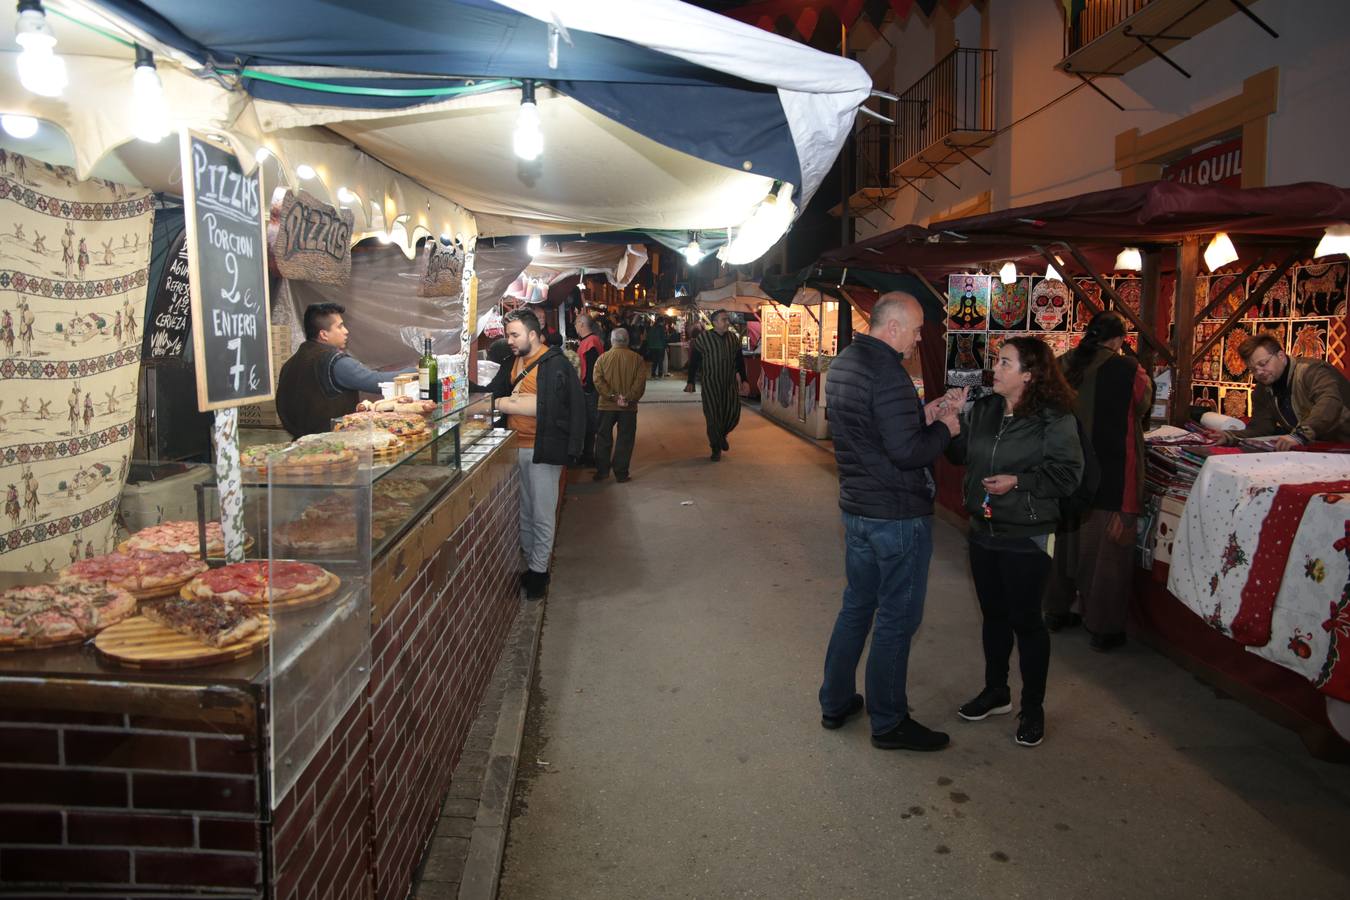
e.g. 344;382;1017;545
826;334;951;520
487;347;586;465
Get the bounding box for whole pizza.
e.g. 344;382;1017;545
182;561;336;606
274;513;385;554
335;411;429;437
374;478;432;502
61;549;208;595
299;429;404;455
239;442;293;469
121;521;236;556
0;581;138;649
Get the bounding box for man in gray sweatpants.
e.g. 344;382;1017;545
489;309;585;599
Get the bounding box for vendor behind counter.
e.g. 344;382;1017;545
276;302;414;438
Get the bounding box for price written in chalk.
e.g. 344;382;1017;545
183;131;273;411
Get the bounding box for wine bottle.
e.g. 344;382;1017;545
418;338;434;401
428;347;440;403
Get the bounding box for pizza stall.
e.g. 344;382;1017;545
814;181;1350;755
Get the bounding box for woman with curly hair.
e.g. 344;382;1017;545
945;337;1084;747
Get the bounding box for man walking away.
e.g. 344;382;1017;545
591;328;648;482
818;292;962;751
487;309;585;599
645;319;669;378
683;309;745;460
575;315;605;467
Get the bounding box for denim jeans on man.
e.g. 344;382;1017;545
819;512;934;734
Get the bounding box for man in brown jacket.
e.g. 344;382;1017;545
1217;334;1350;449
591;327;648;482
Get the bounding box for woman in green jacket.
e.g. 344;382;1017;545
945;336;1084;747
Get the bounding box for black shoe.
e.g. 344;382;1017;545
710;450;721;461
821;693;864;730
957;687;1013;722
721;438;730;451
615;474;631;483
1045;611;1082;633
593;471;608;482
871;717;950;752
523;570;549;600
1015;707;1045;747
1089;631;1126;652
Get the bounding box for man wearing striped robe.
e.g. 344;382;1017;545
684;310;746;461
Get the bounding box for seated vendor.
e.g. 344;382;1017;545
276;302;410;439
1213;334;1350;450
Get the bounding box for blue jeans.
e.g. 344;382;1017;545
819;513;934;734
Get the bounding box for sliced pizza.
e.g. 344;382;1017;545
61;549;209;595
0;582;138;649
140;596;264;648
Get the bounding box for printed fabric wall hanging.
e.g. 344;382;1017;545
0;150;153;572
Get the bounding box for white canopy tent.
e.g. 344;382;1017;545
693;280;771;315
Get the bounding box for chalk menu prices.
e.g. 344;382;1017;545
144;230;192;360
180;130;274;411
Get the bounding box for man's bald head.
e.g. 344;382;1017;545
871;291;924;356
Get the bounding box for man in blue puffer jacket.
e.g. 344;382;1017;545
818;292;962;752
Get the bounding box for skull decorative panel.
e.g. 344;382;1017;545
1030;278;1071;331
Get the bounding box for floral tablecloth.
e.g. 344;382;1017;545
1168;453;1350;700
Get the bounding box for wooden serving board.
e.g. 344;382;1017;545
131;580;197;602
178;574;341;613
95;614;272;669
0;631;89;653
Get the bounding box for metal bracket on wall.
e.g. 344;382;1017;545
1073;72;1124;111
1122;26;1192;78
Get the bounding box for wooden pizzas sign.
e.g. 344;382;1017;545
268;188;353;285
181;130;274;411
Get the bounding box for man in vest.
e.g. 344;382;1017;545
276;303;408;439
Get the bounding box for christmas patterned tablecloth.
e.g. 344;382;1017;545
1168;453;1350;700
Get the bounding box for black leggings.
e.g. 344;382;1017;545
968;538;1052;709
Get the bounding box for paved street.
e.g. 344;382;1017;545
499;384;1350;899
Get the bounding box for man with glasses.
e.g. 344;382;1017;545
1213;334;1350;449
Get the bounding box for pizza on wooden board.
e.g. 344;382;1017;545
374;478;432;502
182;561;336;605
273;513;384;554
335;411;429;437
61;549;209;594
120;521;249;556
0;581;138;648
140;596;264;648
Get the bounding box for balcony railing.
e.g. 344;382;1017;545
1065;0;1155;56
854;119;898;193
893;46;996;177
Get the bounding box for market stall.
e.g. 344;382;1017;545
816;180;1350;754
756;290;868;439
0;1;871;895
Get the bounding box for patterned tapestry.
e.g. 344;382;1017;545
0;150;153;572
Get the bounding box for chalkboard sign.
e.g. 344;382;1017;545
144;230;192;359
180;130;273;411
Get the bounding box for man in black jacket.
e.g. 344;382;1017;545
818;293;961;751
487;309;585;599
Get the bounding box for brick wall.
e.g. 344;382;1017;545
0;697;264;897
271;464;521;900
370;469;520;899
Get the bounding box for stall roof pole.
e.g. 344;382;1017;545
1171;236;1199;426
1138;248;1162;373
1057;241;1174;365
1193;250;1304;361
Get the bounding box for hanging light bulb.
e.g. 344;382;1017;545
526;234;542;257
998;261;1017;285
684;233;705;266
14;1;66;98
130;46;169;143
254;146;272;164
1203;232;1238;272
337;186;357;205
1;114;38;139
1043;263;1064;282
1114;247;1143;271
1314;224;1350;259
513;80;544;161
295;164;317;180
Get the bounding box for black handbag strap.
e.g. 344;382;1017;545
509;355;544;391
